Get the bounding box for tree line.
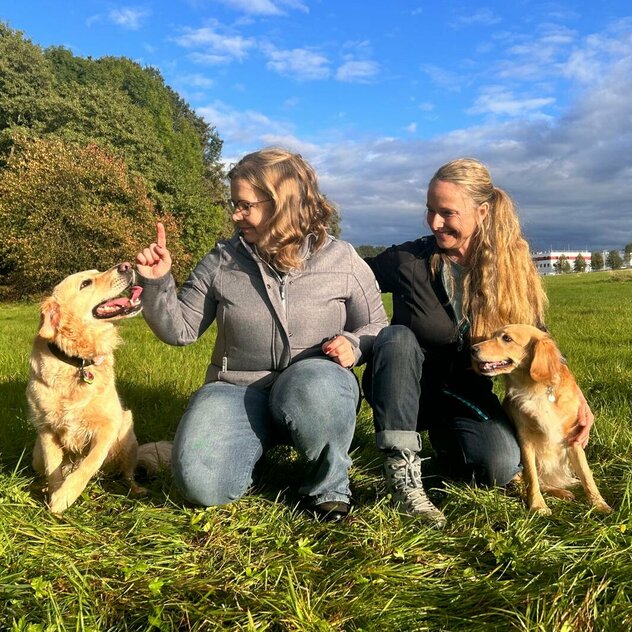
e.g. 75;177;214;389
0;23;342;298
355;245;632;272
555;245;632;274
0;23;232;297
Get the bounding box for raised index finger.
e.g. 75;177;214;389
156;222;167;249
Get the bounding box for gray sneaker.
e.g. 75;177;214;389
383;449;446;528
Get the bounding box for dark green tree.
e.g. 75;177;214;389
606;250;623;270
591;251;604;271
0;23;230;284
624;242;632;267
573;253;587;273
355;245;386;258
0;133;190;296
554;254;571;274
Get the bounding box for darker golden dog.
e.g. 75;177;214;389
27;263;145;514
471;324;611;515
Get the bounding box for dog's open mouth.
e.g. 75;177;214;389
93;286;143;319
477;358;514;375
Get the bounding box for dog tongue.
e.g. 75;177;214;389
130;286;142;301
106;297;131;308
103;287;142;309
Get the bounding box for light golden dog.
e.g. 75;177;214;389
27;262;145;514
471;324;612;515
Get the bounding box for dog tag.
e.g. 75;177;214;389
79;368;94;384
546;386;556;403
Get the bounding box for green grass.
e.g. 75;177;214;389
1;271;631;630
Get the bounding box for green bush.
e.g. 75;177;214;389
0;132;191;296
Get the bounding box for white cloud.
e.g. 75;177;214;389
213;42;632;250
335;60;380;83
421;64;464;92
87;6;150;30
195;21;632;250
197;101;298;160
174;24;255;63
264;46;330;80
406;123;417;133
468;86;555;117
108;7;150;30
215;0;308;16
562;29;632;84
452;8;501;28
177;73;215;89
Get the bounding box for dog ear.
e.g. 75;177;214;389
39;297;60;339
529;337;561;383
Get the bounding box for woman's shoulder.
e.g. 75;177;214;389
193;234;244;272
391;235;435;256
373;235;436;264
323;235;355;254
201;233;246;260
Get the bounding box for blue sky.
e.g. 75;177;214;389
3;1;632;250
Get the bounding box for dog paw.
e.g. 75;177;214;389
550;488;575;501
49;494;70;515
130;483;148;496
530;504;552;516
594;501;613;514
49;488;81;514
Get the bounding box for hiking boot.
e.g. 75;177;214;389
384;449;446;529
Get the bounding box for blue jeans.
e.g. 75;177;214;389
365;325;521;486
171;358;360;506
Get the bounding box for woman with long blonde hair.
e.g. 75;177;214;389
363;158;593;528
137;147;387;522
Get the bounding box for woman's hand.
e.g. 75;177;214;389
322;335;355;368
136;222;172;279
568;385;594;448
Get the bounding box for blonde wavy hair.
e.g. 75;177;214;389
429;158;547;341
227;148;335;271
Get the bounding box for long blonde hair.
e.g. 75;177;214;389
429;158;547;341
227;148;335;271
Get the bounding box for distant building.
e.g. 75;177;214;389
531;250;592;275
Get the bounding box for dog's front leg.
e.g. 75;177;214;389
519;436;550;515
568;445;612;513
49;423;117;514
35;430;65;495
117;410;146;496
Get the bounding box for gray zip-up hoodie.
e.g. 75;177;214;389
139;233;388;388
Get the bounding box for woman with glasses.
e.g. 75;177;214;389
362;157;594;528
136;148;387;521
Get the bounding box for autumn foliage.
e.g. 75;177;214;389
0;23;230;297
0;133;191;296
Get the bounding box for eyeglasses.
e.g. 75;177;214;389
227;198;272;216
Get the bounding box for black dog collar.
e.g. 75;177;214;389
47;342;97;384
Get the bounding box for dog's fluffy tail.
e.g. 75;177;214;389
137;441;172;475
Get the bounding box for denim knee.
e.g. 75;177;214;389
172;447;256;507
171;382;269;507
269;358;358;503
474;447;521;487
430;414;521;487
366;325;424;441
374;325;422;362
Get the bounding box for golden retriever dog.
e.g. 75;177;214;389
27;262;145;514
471;324;612;515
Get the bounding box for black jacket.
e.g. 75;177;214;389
365;235;498;425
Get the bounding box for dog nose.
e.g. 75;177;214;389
118;262;132;273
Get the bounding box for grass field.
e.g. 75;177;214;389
1;271;631;630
